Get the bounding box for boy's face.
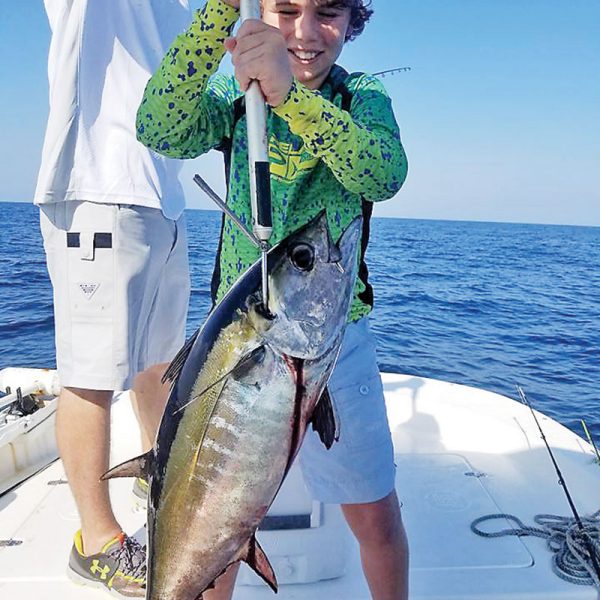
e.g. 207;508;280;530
262;0;352;90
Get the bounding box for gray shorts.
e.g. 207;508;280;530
40;201;190;391
299;318;396;504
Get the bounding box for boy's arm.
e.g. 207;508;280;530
272;76;408;201
136;0;240;159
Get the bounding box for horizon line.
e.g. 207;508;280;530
1;199;598;230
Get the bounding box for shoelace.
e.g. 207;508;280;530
109;537;147;579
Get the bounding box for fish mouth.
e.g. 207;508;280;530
255;301;276;321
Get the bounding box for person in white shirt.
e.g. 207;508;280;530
35;2;191;595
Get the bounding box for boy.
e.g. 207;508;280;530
137;1;409;598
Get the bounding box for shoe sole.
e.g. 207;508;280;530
67;566;143;598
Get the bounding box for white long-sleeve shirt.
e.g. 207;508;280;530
35;0;191;219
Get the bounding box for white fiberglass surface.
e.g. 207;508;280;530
1;376;599;600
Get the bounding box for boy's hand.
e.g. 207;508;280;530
225;20;293;107
220;0;240;8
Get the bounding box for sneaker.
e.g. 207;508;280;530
132;477;148;511
68;530;146;597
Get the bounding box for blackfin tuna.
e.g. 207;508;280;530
104;212;361;600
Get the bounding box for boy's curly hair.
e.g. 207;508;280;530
344;0;374;42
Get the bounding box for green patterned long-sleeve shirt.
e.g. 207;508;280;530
137;0;407;321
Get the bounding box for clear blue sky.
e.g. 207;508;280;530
1;1;599;225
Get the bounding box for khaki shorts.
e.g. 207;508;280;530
40;201;190;391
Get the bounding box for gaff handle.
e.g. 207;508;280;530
240;0;272;243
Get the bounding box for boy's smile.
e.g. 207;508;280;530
262;0;352;90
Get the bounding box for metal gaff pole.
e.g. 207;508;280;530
240;0;272;312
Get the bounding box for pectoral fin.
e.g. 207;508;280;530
173;345;266;416
310;386;340;450
101;450;153;481
238;535;278;592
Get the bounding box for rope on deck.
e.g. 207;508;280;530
471;510;600;588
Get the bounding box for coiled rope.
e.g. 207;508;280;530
471;510;600;587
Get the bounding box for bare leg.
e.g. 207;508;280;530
130;363;171;451
342;491;409;600
56;387;121;555
203;563;240;600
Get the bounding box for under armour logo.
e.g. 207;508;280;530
90;559;111;579
79;283;99;300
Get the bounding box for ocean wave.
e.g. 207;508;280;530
0;204;598;444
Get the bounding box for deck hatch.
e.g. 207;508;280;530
397;453;534;570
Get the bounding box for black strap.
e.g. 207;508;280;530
216;96;247;190
326;66;375;307
210;96;246;303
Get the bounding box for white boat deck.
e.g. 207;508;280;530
1;373;599;599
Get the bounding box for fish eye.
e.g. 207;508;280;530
288;243;315;272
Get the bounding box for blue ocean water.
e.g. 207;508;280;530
1;202;598;443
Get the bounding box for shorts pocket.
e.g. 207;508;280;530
329;371;391;452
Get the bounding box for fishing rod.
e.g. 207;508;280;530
240;0;273;313
517;385;600;581
372;66;411;78
581;419;600;464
